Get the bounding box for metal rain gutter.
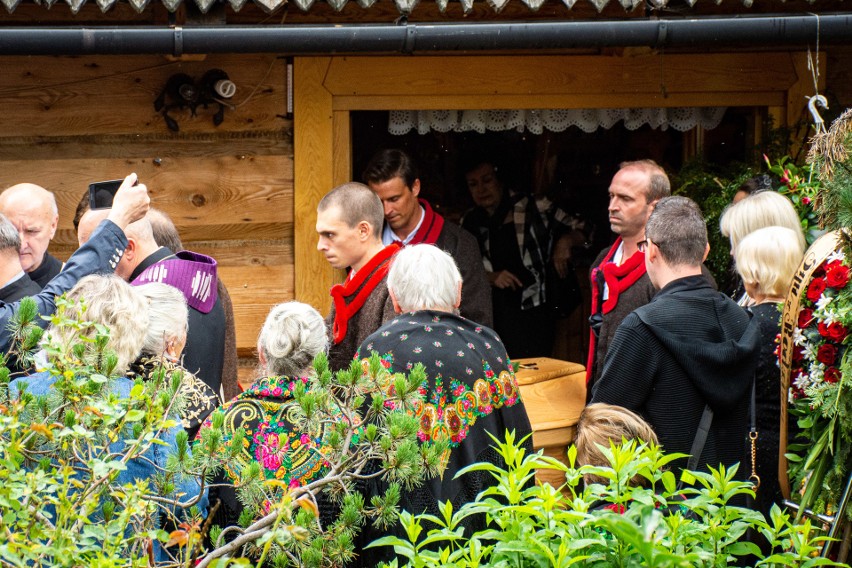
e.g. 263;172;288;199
0;13;849;55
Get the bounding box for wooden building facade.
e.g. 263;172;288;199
0;1;849;382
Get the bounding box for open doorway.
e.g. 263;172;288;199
351;108;757;362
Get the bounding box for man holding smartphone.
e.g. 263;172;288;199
0;173;149;352
0;183;63;289
77;201;228;397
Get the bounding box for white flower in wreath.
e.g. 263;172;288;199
827;250;846;264
821;309;840;326
810;362;827;385
816;295;834;313
803;341;820;363
794;372;812;391
793;327;808;347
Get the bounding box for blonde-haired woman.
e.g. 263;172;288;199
735;225;804;516
575;402;658;487
720;191;805;306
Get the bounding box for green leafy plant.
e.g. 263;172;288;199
372;432;848;568
0;295;443;567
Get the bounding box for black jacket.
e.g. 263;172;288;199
591;275;761;476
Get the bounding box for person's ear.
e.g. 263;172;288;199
123;238;137;263
703;242;710;262
646;240;659;264
411;179;421;198
358;221;372;241
454;281;462;310
258;343;267;367
389;288;403;314
49;214;58;239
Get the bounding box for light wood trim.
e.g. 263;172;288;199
294;57;335;315
332;110;352;185
323;54;803;98
333;92;787;111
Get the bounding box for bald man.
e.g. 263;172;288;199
0;214;40;303
0;173;149;352
0;183;62;289
78;209;228;396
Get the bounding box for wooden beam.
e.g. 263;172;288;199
294;57;336;315
333;91;787;111
323;53;800;98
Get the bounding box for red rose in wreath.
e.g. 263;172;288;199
825;367;842;383
828;322;848;341
793;345;805;363
799;308;815;329
817;344;839;365
827;264;851;288
807;278;828;302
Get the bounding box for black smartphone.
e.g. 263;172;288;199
88;179;123;210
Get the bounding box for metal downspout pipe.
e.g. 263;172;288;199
0;13;849;55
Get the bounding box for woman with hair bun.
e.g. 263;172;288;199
197;301;334;527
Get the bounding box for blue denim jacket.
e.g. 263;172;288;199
9;372;208;562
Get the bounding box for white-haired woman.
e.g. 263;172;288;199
197;301;334;527
355;243;532;566
735;226;804;517
132;282;220;439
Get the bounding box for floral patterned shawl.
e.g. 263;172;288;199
198;376;335;488
127;356;220;438
354;310;533;566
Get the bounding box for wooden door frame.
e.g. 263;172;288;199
294;52;822;310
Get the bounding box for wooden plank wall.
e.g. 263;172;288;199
0;54;293;387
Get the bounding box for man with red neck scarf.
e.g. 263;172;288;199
587;160;670;389
316;182;400;372
364;149;492;328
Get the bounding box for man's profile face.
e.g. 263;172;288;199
466;163;503;213
316;206;366;270
2;196;57;273
368;176;420;235
608;167;655;240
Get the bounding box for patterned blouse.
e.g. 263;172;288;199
127;356;220;438
198;376;335;488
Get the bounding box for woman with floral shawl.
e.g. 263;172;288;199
197;301;334;529
353;244;532;567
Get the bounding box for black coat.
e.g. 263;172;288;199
130;248;227;395
591;275;761;477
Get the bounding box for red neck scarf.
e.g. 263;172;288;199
586;238;648;383
330;243;401;344
398;199;444;246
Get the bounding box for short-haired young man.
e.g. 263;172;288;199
590;196;760;477
316;182;400;371
363;149;492;327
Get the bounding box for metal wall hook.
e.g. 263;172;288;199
808;94;829;134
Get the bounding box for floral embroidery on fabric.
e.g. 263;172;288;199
355;311;525;450
198;376;340;489
407;362;521;446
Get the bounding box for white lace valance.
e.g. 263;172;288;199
388;108;728;135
